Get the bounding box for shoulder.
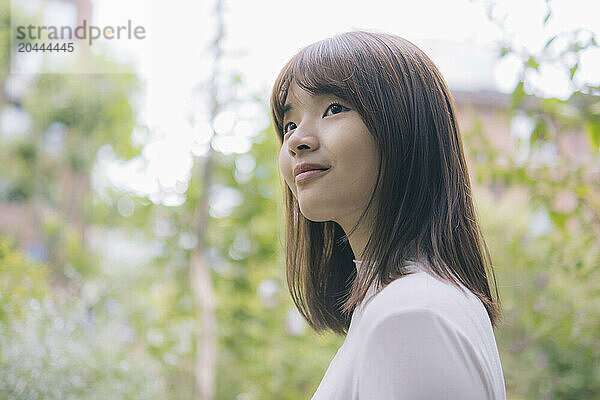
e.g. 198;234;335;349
359;308;469;361
355;307;492;399
353;268;505;399
360;268;481;330
357;266;495;358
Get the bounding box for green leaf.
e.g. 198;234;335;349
574;186;590;197
543;10;552;26
570;63;579;79
584;121;600;155
550;211;568;230
543;35;557;50
530;119;549;145
511;81;527;109
525;56;539;71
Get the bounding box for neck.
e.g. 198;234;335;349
336;214;375;261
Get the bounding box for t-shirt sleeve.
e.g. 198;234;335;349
356;308;490;400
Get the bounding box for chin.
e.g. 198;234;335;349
301;214;330;223
298;202;333;223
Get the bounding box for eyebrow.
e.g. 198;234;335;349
282;103;292;117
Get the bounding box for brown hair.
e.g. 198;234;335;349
270;30;502;336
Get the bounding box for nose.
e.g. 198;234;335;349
286;123;319;156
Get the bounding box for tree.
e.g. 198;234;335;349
0;3;172;398
466;1;600;398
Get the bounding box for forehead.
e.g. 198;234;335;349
286;81;314;106
283;81;335;116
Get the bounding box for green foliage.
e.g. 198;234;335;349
0;7;143;282
0;236;48;324
0;4;174;399
0;1;11;84
585;120;600;155
476;189;600;399
0;236;169;399
465;7;600;397
23;72;140;162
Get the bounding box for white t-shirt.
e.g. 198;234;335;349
311;259;506;400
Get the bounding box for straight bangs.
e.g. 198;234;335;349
271;38;360;141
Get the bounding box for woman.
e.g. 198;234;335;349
270;31;506;399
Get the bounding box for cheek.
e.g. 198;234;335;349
338;129;379;192
278;147;296;193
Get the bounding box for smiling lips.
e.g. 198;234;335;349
293;162;330;184
295;168;329;183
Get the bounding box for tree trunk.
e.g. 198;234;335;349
190;245;217;400
190;0;224;397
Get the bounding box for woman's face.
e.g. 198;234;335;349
278;81;380;229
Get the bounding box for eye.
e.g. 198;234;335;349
324;103;349;117
283;121;297;135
